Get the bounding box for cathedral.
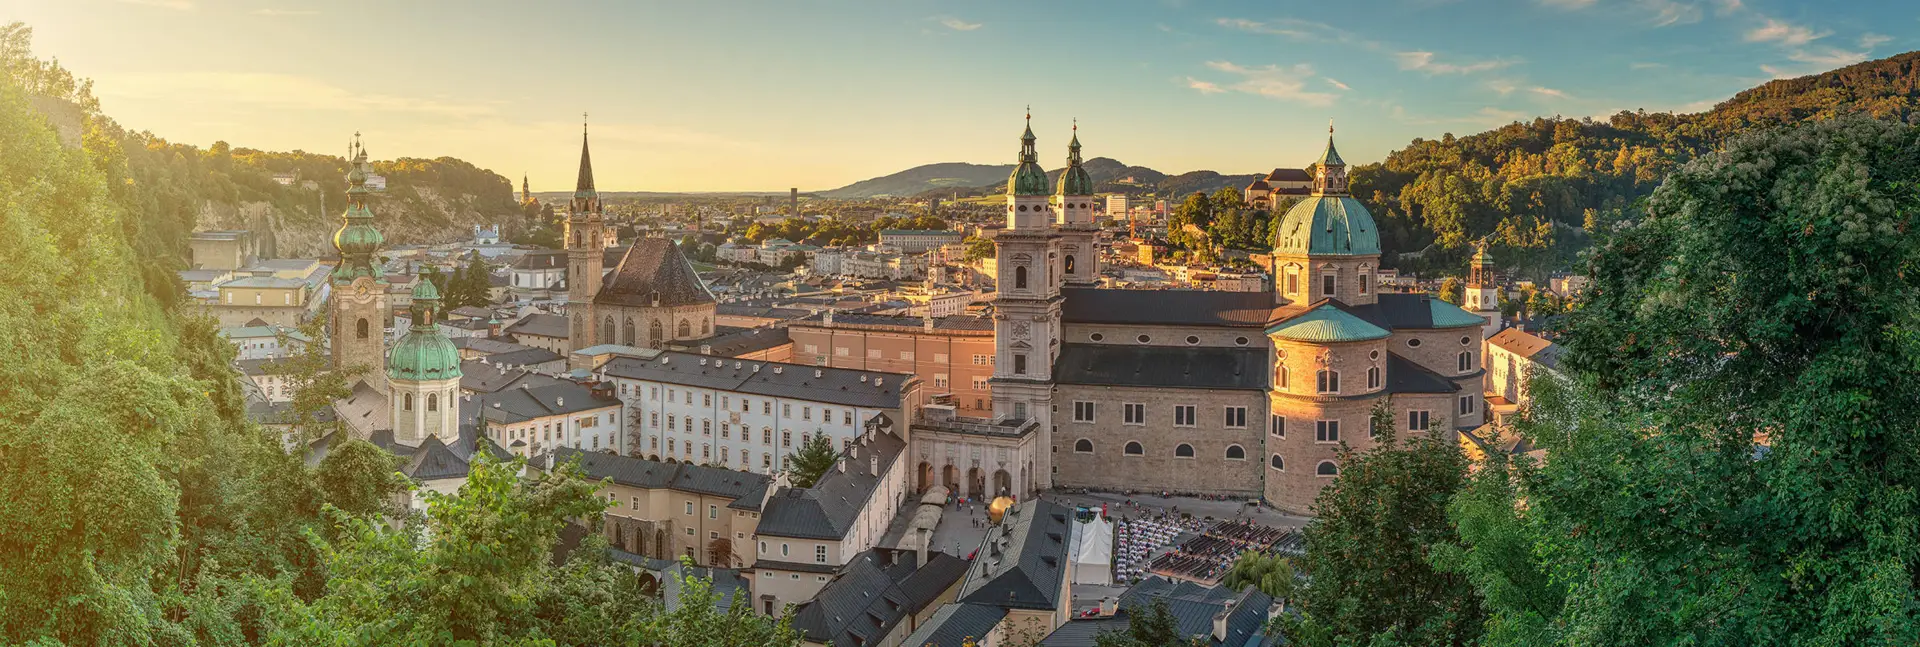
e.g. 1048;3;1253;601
989;118;1496;513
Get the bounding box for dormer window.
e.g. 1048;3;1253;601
1321;273;1336;298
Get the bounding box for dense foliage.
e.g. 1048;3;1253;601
741;213;947;247
783;434;840;488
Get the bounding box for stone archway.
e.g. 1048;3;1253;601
942;464;959;492
918;462;934;493
968;467;985;500
993;469;1012;498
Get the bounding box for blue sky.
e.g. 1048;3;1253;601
7;0;1915;191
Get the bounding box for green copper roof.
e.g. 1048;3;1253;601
1266;304;1390;342
333;138;384;281
1314;135;1345;168
1009;122;1049;196
1057;132;1094;196
1427;299;1489;328
389;277;461;382
1275;195;1380;256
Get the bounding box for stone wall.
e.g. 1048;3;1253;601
1051;384;1266;497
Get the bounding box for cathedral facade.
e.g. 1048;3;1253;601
991;121;1491;513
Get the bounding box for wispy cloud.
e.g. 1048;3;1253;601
1486;79;1518;95
1324;77;1351;91
1530;86;1571;99
1536;0;1597;9
1391;105;1529;128
251;8;318;16
1629;61;1667;70
1859;33;1892;48
937;16;982;31
1638;0;1702;27
1185;77;1225;94
1395;51;1516;75
118;0;194;9
1713;0;1745;15
1215;17;1343;41
96;71;498;119
1788;47;1868;67
1193;60;1337;106
1746;18;1826;46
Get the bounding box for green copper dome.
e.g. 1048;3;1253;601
1275;195;1380;256
333;136;385;282
1057;132;1094;196
1427;299;1489;328
1009;122;1049;197
1266;304;1390;342
388;278;461;382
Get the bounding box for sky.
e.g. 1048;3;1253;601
6;0;1916;192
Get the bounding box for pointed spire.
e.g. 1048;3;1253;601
1316;119;1345;168
574;113;596;198
1009;109;1048;196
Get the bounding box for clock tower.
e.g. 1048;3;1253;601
330;134;389;393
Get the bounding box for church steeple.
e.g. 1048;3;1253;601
573;115;598;211
1312;121;1349;196
521;173;532;204
1005;109;1052;230
564;113;609;352
1056;120;1094;198
332;132;383;281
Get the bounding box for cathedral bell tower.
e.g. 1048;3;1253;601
1054;121;1099;286
330;133;390;393
1464;239;1502;341
566;115;608;352
991;111;1063;493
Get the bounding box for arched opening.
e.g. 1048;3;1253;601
917;462;934;493
1226;444;1245;460
1014;266;1028;289
1074;438;1093;453
967;467;985;500
1063;255;1076;274
649;320;663;348
1317;461;1340;477
702;318;711;335
993;469;1012;497
942;464;959;491
678;319;691;338
623;317;636;346
1317;370;1340;393
601;316;616;345
1270;454;1284;470
1174;443;1195;458
403;393;413;411
427;393;438;412
1124;441;1143;456
355;317;369;339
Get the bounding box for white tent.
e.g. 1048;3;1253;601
1070;516;1114;586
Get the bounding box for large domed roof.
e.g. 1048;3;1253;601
388;278;462;381
1009;122;1049;197
1274;195;1380;256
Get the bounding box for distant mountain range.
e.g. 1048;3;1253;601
819;156;1264;200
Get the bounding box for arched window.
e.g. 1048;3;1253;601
1317;370;1340;393
1367;366;1381;389
1225;444;1245;460
403;393;413;411
602;316;616;345
1014;266;1028;289
623;317;637;346
702;318;711;335
1074;438;1093;453
427;393;438;412
1063;255;1076;274
1270;454;1284;470
1174;443;1195;458
649;320;663;347
1458;351;1473;372
1316;461;1340;477
1124;441;1144;456
1278;365;1289;389
678;319;692;338
355;317;369;339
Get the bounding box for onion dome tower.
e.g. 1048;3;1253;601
330;134;390;392
1054;121;1100;285
1272;124;1381;305
1006;111;1051;230
389;275;463;444
1054;121;1095;225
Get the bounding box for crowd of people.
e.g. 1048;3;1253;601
1111;515;1214;584
1147;520;1297;585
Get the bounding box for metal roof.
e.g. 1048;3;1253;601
1266;303;1391;342
503;313;569;339
1274;194;1380;256
601;351;912;409
790;548;969;647
550;447;768;503
955;499;1074;611
1053;344;1267;391
1060;287;1275;328
756;418;907;540
901;603;1010;647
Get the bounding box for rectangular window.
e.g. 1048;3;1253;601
721;447;730;462
1173;405;1196;427
1013;354;1028;375
972;354;991;365
650;412;659;427
1225;406;1248;428
702;419;711;435
1409;410;1430;431
1271;415;1285;438
835;347;849;357
1124;403;1145;425
933;353;949;363
1316;419;1340;443
867;348;881;359
763;402;772;415
803;344;819;354
1359;273;1370;294
843;411;853;425
900;351;914;361
782;431;792;446
709;504;718;519
667;415;677;432
685;502;694;515
1460;395;1476;415
782;403;791;418
934;374;950;388
1073;401;1095;423
972;377;990;390
742;398;751;412
815;545;827;563
1286;271;1298;294
763;429;772;444
802;406;811;421
631;496;639;510
721;423;730;439
1321;273;1335;297
1318;371;1340;394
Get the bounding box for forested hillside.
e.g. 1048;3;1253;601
1355;50;1920;278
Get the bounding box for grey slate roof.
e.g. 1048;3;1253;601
1053;344;1267;391
714;304;816;321
790;548;969;647
509;250;567;270
795;312;996;333
756;417;907;540
1118;578;1273;647
504;313;569;339
459;359;561;393
1385;352;1461;395
463;380;621;427
451;337;537;356
234;358;295;376
690;326;792;356
549;447;769;504
1061;287;1274;328
484;347;564;367
956;499;1074;611
1036;615;1129;647
600;351;912;409
901;603;1010;647
595;237;717;308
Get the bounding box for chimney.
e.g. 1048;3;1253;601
773;366;783;374
814;369;823;378
837;460;848;474
556;396;564;407
1211;608;1231;642
915;527;931;568
869;454;879;476
824;310;835;326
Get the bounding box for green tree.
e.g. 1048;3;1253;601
1458;116;1920;647
1437;277;1464;305
1221;552;1297;602
1279;403;1482;647
784;434;840;488
1094;599;1190;647
963;236;996;262
313;437;403;519
281;316;357;445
